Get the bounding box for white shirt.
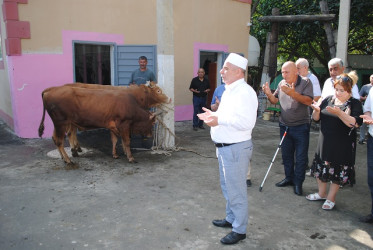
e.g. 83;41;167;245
363;87;373;137
211;78;258;143
307;72;321;97
321;77;360;99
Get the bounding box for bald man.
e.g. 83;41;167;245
263;61;313;196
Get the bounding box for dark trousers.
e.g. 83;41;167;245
193;96;206;127
367;135;373;215
280;123;310;186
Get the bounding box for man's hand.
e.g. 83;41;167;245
190;88;200;93
280;83;295;96
310;100;321;113
211;97;220;112
197;107;218;127
360;114;373;124
262;82;272;96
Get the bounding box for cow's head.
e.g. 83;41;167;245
141;83;170;106
132;113;156;137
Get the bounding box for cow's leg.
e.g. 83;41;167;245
52;127;77;168
67;126;79;157
73;129;83;152
119;126;136;163
67;126;83;157
110;131;119;159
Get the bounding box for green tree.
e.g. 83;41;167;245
250;0;373;83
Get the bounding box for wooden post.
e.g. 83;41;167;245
320;0;336;58
268;8;279;81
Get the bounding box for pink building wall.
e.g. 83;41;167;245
8;30;124;138
174;42;228;122
6;31;228;137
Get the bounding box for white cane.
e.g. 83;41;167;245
259;127;288;192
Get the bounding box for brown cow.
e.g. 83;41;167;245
64;82;169;109
38;86;156;166
60;82;170;158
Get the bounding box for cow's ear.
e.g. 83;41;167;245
145;81;150;87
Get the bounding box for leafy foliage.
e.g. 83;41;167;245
250;0;373;81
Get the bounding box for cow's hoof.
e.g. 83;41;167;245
129;159;137;164
71;150;79;157
77;147;83;153
113;155;119;159
65;162;79;170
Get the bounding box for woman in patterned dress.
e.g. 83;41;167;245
306;71;363;210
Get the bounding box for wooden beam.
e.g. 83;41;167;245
258;14;335;22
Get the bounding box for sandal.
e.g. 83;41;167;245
322;200;335;210
306;193;326;201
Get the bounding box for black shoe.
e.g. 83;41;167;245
246;179;252;187
293;185;303;196
198;125;205;129
275;178;294;187
220;231;246;245
359;214;373;223
193;127;198;131
359;140;365;145
212;219;232;228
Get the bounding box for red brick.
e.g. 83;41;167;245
5;38;21;56
6;20;30;38
2;2;19;21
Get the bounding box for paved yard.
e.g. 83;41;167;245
0;118;372;249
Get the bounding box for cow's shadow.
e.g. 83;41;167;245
76;128;153;158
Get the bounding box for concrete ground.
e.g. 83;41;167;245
0;118;373;250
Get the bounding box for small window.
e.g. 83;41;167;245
74;43;112;85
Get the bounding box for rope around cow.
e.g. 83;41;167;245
150;106;216;159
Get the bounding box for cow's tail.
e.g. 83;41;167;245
38;91;47;138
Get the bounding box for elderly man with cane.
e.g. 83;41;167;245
262;61;313;196
198;53;257;245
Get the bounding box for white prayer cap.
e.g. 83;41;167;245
225;53;248;70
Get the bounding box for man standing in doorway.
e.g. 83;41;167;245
129;56;157;85
198;53;257;245
189;68;210;131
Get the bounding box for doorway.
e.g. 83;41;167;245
200;51;224;109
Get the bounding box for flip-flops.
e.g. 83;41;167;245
322;200;335;210
306;193;326;201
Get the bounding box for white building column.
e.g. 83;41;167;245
157;0;175;148
336;0;350;68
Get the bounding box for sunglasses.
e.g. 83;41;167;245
336;75;350;82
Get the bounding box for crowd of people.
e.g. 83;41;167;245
193;53;373;245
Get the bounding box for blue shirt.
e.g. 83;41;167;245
129;68;157;85
211;84;226;105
